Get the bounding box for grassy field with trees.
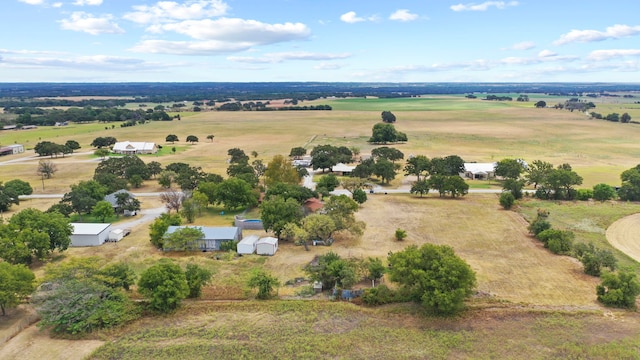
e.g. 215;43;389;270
2;92;640;359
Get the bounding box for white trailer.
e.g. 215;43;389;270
237;235;260;255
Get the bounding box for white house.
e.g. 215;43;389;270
70;223;112;247
237;235;260;255
256;237;278;256
461;163;497;180
112;141;158;155
331;163;355;175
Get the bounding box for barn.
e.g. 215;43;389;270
70;223;112;247
256;237;279;256
237;235;260;255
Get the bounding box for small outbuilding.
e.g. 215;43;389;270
237;235;260;255
108;228;125;242
70;223;112;247
256;237;279;256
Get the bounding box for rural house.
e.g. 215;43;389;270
104;189;137;216
164;226;242;251
0;144;24;156
331;163;355;175
112;141;158;155
461;163;497;180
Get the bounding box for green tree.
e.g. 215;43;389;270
410;180;430;198
430;155;465;176
227;148;249;164
618;165;640;201
366;257;386;286
146;161;163;178
592;183;617;202
495;158;525;179
304;252;358;290
0;262;35;316
163;226;204;251
369;123;401;144
381;110;396;123
597;270;640;309
323;195;360;232
138;259;189;313
352;188;368;204
503;178;526;199
166;134;179;143
260;196;304;239
537;229;574;255
621;112;632;123
405;155;431;181
100;262;137;291
0;182;20;212
394;228;407;241
185;263;213;298
264;154;300;187
62;180;107;220
94;148;110;159
65;140;81;153
186;135;199;143
371;146;404;162
8;208;73;260
499;191;515;210
316;173;340;192
4;179;33;196
92;200;115;223
525;160;553;189
149;213;182;248
573;242;617;277
213;178;258;211
535;100;547;108
302;214;336;242
387;244;476;314
247;269;281;300
289;146;307;158
373;158;397;184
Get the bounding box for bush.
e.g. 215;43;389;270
528;218;551;237
394;228;407;241
499;192;515;209
596;270;640;309
537;229;574;254
220;240;238;252
592;183;617;202
576;189;593;201
361;285;411;306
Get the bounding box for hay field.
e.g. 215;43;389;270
3;96;640;190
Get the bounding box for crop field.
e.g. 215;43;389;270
2;94;640;359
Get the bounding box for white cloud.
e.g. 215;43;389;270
315;62;343;70
147;18;310;43
508;41;535;50
0;49;63;55
0;54;163;71
340;11;365;24
123;0;229;24
73;0;103;5
554;24;640;45
389;9;418;22
59;12;124;35
130;39;252;55
587;49;640;61
52;2;62;7
450;1;519;12
538;49;557;57
228;51;351;64
18;0;45;5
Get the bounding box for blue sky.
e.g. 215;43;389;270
2;0;640;82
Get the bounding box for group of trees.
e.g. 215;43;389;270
618;164;640;201
165;134;199;144
590;112;632;123
0;208;72;264
527;210;639;308
310;144;354;172
29;257;212;334
404;155;469;198
0;179;33;212
34;140;80;157
369;123;407;144
12;106;172;127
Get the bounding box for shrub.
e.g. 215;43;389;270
597;270;640;309
528;218;551;237
537;229;574;255
592;183;617;202
220;240;239;252
499;192;515;210
576;189;593;201
395;228;407;241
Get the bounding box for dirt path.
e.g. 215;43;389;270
606;213;640;262
0;324;104;360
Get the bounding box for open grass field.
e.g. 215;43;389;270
2;95;640;359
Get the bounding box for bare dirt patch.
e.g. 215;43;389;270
606;213;640;262
0;324;104;360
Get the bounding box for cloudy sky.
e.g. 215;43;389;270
2;0;640;82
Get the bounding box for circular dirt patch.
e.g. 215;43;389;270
606;213;640;262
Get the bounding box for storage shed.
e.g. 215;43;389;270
108;228;125;242
70;223;112;247
256;237;278;256
237;235;260;255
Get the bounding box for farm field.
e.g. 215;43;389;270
2;94;640;359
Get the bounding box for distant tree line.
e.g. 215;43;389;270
6;107;171;126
